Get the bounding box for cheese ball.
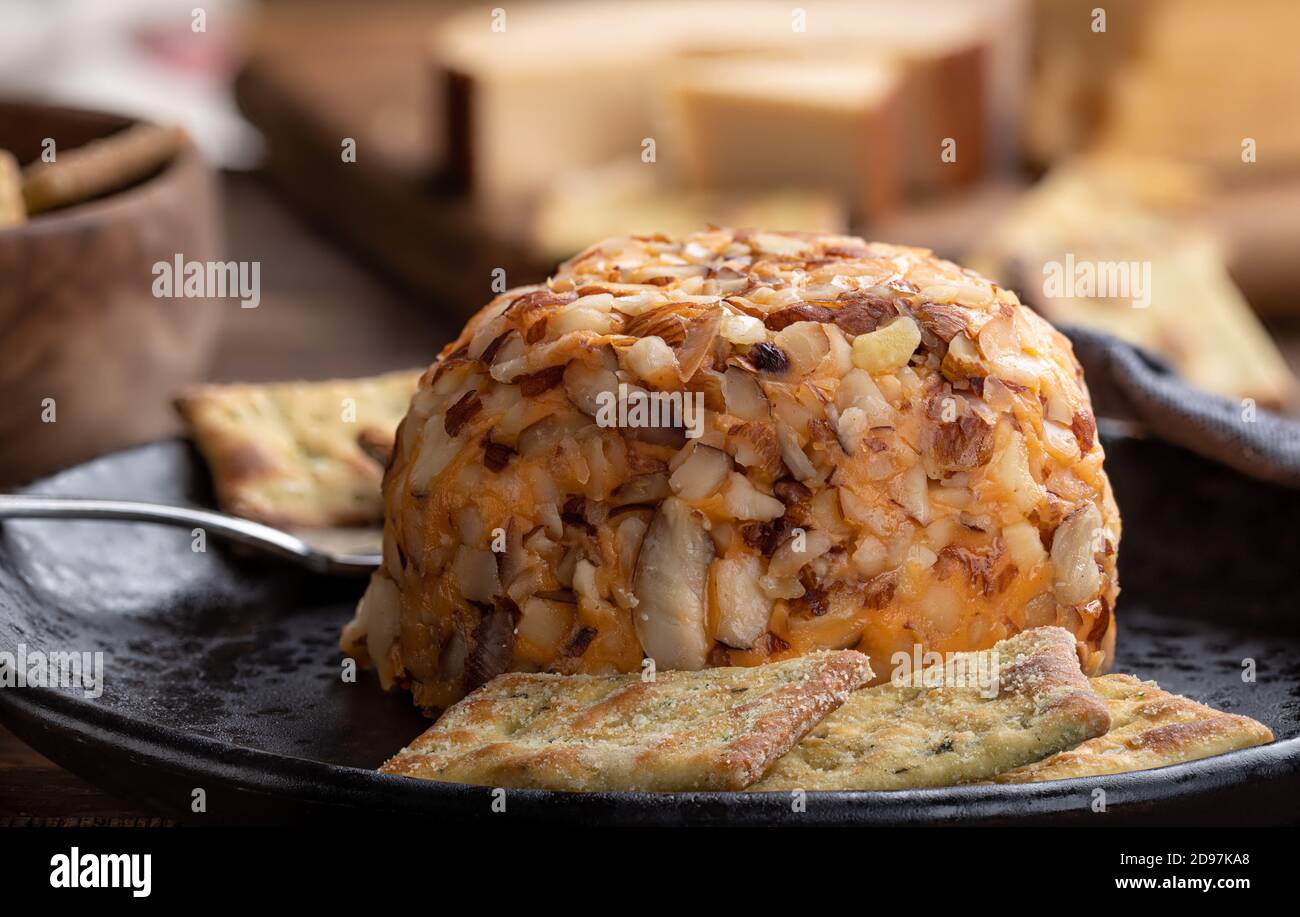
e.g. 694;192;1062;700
342;229;1120;710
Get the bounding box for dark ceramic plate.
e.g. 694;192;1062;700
1;439;1298;825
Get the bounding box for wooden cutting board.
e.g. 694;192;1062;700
235;0;1300;320
235;1;546;322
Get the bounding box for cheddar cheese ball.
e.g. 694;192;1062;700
342;229;1120;710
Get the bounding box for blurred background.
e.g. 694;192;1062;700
3;0;1300;488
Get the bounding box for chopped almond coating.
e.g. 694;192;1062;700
342;229;1120;711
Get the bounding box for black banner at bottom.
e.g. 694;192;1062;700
0;825;1282;902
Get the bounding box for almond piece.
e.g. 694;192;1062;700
851;316;921;374
1051;502;1103;606
669;444;731;500
711;554;773;649
623;335;680;389
632;497;714;670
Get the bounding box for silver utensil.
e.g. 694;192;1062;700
0;494;380;575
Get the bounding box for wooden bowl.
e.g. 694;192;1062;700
0;100;224;488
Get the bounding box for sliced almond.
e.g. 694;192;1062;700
720;312;768;345
726;422;785;481
632;497;714;670
888;463;931;523
563;359;619;417
622;335;680;389
711;554;773;649
451;545;502;603
768;528;833;578
1051;502;1103;606
669;444;730;500
987;423;1044;514
722;367;770;420
940;332;983;383
774;320;832;377
851;316;921;374
722;472;785;521
775;423;818;482
835;368;894;427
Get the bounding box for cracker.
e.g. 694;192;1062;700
994;673;1274;783
176;370;420;527
967;157;1296;407
379;650;873;792
751;627;1111;791
21;123;187;215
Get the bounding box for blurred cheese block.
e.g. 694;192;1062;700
772;0;1013;194
968;158;1297;408
434;0;779;202
878;34;986;195
1029;0;1300;177
1024;0;1148;167
667;58;905;221
431;0;1024;207
529;159;847;262
1097;0;1300;176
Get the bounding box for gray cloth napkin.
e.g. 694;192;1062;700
1064;325;1300;488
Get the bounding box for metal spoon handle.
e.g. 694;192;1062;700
0;494;377;575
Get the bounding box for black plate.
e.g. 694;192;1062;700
1;439;1298;825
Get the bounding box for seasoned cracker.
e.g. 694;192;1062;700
176;370;420;527
22;123;187;215
379;651;873;792
968;157;1296;407
995;673;1273;783
751;627;1111;791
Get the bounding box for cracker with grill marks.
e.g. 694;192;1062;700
176;370;420;527
379;651;873;792
994;673;1273;783
751;627;1111;791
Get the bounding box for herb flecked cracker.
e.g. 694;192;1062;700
379;651;873;792
994;673;1273;783
177;370;420;527
751;627;1111;791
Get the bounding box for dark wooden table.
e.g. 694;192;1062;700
0;171;463;824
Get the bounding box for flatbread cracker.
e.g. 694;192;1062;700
967;157;1296;407
21;123;187;215
176;370;420;527
994;673;1274;783
751;627;1111;791
379;651;873;792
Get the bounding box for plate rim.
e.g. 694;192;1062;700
3;680;1298;823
